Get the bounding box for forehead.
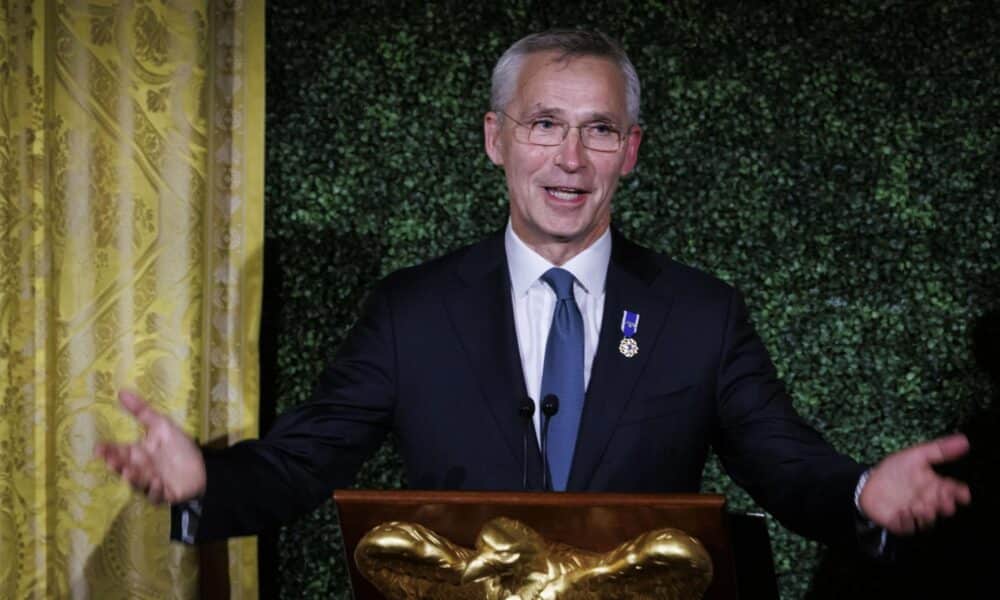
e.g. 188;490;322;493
511;51;628;120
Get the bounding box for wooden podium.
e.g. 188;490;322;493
333;490;777;599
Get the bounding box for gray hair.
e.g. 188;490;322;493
490;30;641;125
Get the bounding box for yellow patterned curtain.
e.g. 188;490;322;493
0;1;263;597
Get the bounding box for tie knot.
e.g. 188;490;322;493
541;268;576;301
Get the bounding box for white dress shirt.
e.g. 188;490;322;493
505;222;611;441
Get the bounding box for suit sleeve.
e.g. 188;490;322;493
712;288;866;548
187;280;399;541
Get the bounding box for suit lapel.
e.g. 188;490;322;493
443;234;543;489
567;231;677;490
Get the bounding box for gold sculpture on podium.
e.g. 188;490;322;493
355;516;713;599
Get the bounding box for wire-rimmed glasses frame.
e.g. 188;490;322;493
499;111;627;153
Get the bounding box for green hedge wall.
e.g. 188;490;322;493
264;2;999;598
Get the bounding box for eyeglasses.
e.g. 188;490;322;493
500;111;626;153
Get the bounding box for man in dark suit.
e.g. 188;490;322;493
98;30;970;549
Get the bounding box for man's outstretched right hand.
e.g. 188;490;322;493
95;390;207;505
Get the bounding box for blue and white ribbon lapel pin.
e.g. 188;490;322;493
619;309;640;358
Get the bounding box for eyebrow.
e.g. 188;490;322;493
522;105;620;124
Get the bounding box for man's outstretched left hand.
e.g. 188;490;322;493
859;433;971;535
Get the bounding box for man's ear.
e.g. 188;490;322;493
484;111;504;166
619;124;643;176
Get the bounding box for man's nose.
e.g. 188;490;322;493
554;127;586;171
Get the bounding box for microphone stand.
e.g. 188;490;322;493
540;394;560;492
519;398;535;489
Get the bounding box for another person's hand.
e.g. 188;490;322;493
859;433;971;535
95;390;207;504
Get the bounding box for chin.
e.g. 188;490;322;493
538;221;586;242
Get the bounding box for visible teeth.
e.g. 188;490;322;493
548;187;584;200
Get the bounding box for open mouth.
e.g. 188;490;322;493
544;186;589;201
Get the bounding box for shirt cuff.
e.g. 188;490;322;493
853;468;893;559
170;498;203;544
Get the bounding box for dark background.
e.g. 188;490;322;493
261;1;999;598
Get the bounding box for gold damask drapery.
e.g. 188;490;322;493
1;1;263;598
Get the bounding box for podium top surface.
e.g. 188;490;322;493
335;489;725;508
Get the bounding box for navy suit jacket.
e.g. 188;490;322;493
194;230;865;547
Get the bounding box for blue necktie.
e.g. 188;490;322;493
539;267;585;491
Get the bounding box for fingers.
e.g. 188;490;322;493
96;442;131;471
936;484;958;518
953;479;972;505
98;449;168;504
118;389;163;429
863;443;974;536
911;501;937;531
889;509;916;536
937;476;972;511
895;476;971;535
98;441;159;494
147;477;165;505
122;445;157;488
889;506;935;535
923;433;971;465
98;390;200;504
922;476;971;513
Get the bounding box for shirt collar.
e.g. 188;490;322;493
505;220;611;298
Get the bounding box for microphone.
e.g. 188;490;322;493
518;398;535;489
540;394;560;491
